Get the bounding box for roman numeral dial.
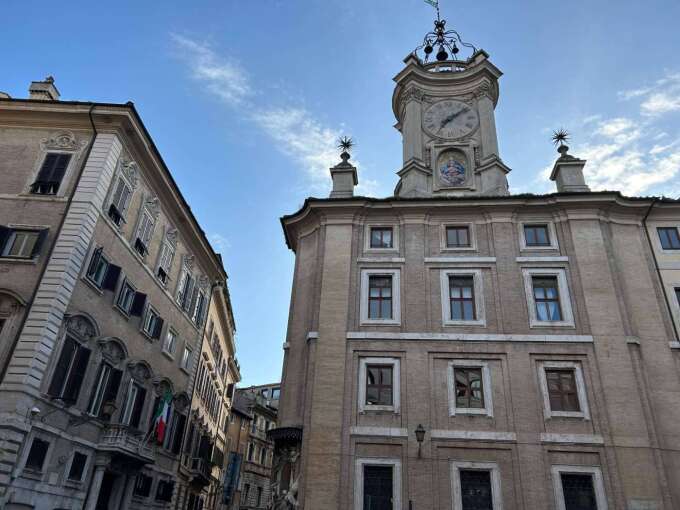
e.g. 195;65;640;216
423;99;479;140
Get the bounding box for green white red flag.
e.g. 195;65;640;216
153;391;172;444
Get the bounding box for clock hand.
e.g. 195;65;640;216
439;108;470;130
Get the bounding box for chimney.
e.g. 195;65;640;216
550;144;590;193
29;76;60;101
329;151;358;198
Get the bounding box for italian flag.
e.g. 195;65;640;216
153;392;172;444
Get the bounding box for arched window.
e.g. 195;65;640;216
120;361;153;430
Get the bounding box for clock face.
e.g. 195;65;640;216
423;100;479;139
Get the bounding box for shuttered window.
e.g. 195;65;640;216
31;153;71;195
134;209;155;256
87;363;122;417
121;381;147;429
47;336;91;404
108;177;132;226
142;306;164;339
157;241;175;285
0;228;47;259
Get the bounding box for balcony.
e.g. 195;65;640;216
98;424;154;465
188;457;211;487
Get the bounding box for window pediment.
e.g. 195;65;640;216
64;314;98;341
41;131;84;152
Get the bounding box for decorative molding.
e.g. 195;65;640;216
425;256;496;264
41;131;84;152
432;430;516;442
182;254;195;271
145;196;161;218
349;426;408;438
97;338;127;364
357;257;405;263
516;256;569;263
165;227;178;246
472;81;494;101
347;331;594;343
198;275;210;290
118;158;139;189
65;314;98;340
400;86;425;108
128;361;152;382
306;331;319;342
540;433;604;445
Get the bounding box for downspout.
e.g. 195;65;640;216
0;103;98;384
642;198;679;341
175;280;224;509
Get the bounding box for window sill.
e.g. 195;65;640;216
364;248;399;254
450;408;493;417
545;412;589;420
161;350;176;361
441;246;476;252
64;479;84;488
180;366;191;375
359;406;398;413
519;246;560;252
16;192;68;202
20;469;44;481
82;276;105;295
113;304;131;320
443;319;487;327
0;256;38;264
529;320;575;328
360;319;401;326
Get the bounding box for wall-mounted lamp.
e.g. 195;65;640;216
415;424;426;458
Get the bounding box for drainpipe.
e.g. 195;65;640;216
0;103;98;384
642;198;679;341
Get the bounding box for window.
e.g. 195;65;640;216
108;176;132;226
271;387;280;399
243;483;251;503
446;226;471;248
545;369;580;412
522;268;574;327
87;363;122;417
538;361;590;420
532;276;562;321
85;247;111;288
66;452;88;482
163;329;178;356
259;447;267;465
31;153;71;195
441;269;485;326
157;240;175;285
354;458;401;510
256;486;263;507
551;466;607;510
451;462;502;510
358;357;400;413
121;380;147;428
134;473;153;498
192;290;208;326
448;361;493;417
24;437;50;472
360;269;401;325
116;280;146;317
524;224;551;247
365;365;393;407
142;306;164;340
134;209;155;256
48;336;91;404
520;221;558;250
247;443;254;461
180;345;193;371
155;479;174;502
450;275;475;321
176;269;196;312
0;228;46;259
658;227;680;250
369;227;393;249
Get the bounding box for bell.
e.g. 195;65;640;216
424;44;433;55
436;48;449;61
452;45;459;55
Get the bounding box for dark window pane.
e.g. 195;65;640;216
532;276;562;321
561;473;597;510
368;276;393;319
524;224;551;247
67;452;88;481
460;470;493;510
546;369;580;412
449;275;475;321
31;153;71;195
363;465;392;510
25;438;50;471
455;367;484;409
446;226;470;248
366;365;393;406
370;227;393;249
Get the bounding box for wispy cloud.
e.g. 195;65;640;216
209;233;231;253
171;34;252;105
171;34;377;195
619;71;680;116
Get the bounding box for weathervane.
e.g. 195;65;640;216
416;0;477;63
551;128;571;156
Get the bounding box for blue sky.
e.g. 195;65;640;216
3;0;680;385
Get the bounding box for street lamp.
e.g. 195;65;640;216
415;424;426;458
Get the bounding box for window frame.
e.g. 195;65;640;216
162;328;179;357
155;236;176;287
21;435;53;475
0;229;42;259
141;304;163;340
85;246;111;290
551;465;608;510
133;206;156;257
364;223;399;253
358;357;400;413
441;223;476;251
29;151;74;196
450;461;503;510
116;279;137;316
522;268;574;328
360;268;401;326
354;457;401;510
106;173;134;227
538;361;590;420
519;221;559;251
656;226;680;251
180;344;194;373
440;269;486;326
64;449;90;484
447;360;494;417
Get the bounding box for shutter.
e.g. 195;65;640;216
152;316;164;340
36;153;59;181
176;271;188;302
0;226;11;253
110;179;125;211
31;229;49;258
183;276;195;310
86;247;103;278
102;264;121;291
130;292;147;317
46;154;71;190
103;368;123;408
130;387;147;428
63;345;91;404
48;337;77;397
187;283;198;314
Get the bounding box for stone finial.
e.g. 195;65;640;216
29;76;60;101
549;130;590;193
329;137;358;198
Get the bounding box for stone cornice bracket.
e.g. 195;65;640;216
165;227;178;246
145;196;161;218
118;157;139;189
41;130;84;152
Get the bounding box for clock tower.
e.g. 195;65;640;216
392;18;510;197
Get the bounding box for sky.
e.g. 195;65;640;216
3;0;680;385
